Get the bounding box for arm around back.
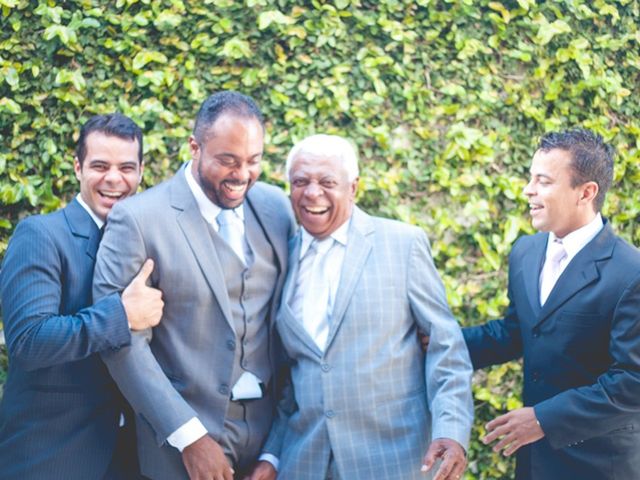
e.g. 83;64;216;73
0;216;131;372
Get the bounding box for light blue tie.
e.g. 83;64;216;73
216;209;246;265
301;238;334;350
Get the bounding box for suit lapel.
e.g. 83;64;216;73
64;198;102;260
534;223;615;327
245;185;288;273
520;234;546;318
324;207;373;351
279;233;325;357
171;167;235;330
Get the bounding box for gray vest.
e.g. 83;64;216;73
210;206;278;388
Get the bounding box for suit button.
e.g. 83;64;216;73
219;384;230;396
532;330;540;338
325;410;335;418
321;363;331;372
532;372;540;382
227;340;236;350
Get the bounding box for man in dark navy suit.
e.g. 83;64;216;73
0;113;164;479
464;128;640;479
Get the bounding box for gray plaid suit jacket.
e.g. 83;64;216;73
264;207;473;479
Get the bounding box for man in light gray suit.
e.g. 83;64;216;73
251;134;473;480
93;91;296;480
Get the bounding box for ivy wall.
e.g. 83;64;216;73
1;0;639;478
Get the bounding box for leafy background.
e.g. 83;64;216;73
1;0;639;477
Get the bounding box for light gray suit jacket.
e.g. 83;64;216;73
264;207;473;480
93;166;295;479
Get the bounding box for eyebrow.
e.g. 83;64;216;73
87;159;138;167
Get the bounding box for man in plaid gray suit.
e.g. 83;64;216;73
250;134;473;480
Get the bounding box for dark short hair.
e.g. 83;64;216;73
538;128;615;212
76;113;143;166
193;91;264;144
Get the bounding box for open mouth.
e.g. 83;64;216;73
303;206;330;215
222;181;248;198
529;203;543;212
99;191;125;200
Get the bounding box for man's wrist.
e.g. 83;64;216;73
258;453;279;471
167;417;208;452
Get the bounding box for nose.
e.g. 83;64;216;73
523;178;534;197
230;162;250;182
104;167;122;184
303;181;323;198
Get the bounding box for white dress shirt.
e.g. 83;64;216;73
539;213;604;299
296;220;350;333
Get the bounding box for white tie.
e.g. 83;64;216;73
539;239;567;305
216;209;246;265
293;238;334;350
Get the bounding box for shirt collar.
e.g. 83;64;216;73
548;213;603;259
184;161;244;229
75;193;104;229
299;217;350;259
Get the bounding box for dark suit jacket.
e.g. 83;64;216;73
0;199;133;479
464;221;640;480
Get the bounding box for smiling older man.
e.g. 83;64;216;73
251;134;473;480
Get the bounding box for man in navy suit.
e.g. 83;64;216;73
464;128;640;479
0;113;164;479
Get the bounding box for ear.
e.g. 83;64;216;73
188;135;200;160
73;157;82;181
350;177;360;200
579;181;599;205
137;161;145;187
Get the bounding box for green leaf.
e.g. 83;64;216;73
258;10;295;30
132;50;169;70
0;97;21;114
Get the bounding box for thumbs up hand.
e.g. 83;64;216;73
121;259;164;331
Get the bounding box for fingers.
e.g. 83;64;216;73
485;412;509;433
433;458;465;480
133;258;154;284
421;441;444;473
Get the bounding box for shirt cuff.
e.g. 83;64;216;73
166;417;208;452
258;453;279;471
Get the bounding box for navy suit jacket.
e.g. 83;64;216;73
0;199;133;479
464;221;640;480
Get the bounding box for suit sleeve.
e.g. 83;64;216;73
462;243;524;369
261;358;297;458
408;230;474;450
93;202;199;445
0;217;130;372
535;271;640;448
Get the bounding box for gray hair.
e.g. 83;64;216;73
285;134;360;181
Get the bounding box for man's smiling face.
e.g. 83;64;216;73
74;131;142;221
289;153;358;240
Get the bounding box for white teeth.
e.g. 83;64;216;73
101;192;122;198
225;184;246;192
305;206;328;214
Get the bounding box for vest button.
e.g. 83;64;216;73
321;363;331;372
325;410;335;418
219;384;229;395
227;340;236;350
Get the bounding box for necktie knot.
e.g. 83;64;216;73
216;209;237;227
548;239;567;264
